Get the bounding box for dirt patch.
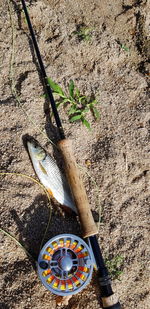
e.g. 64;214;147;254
0;0;149;308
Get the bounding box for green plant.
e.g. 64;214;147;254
72;25;93;42
47;78;100;130
116;39;130;52
105;255;124;280
121;44;130;52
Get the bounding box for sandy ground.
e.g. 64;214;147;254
0;0;150;308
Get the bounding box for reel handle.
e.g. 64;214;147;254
58;139;98;238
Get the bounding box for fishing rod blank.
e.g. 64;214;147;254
20;1;121;308
20;0;65;140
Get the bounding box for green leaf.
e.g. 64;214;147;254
61;98;70;104
75;109;83;113
70;114;82;122
75;88;80;98
69;80;74;98
56;102;63;109
121;44;129;52
92;107;100;119
82;106;90;114
78;96;86;104
47;78;64;96
81;118;91;130
40;93;47;98
68;105;77;115
89;99;97;106
53;92;66;99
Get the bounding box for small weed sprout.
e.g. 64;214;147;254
72;25;93;42
47;78;100;130
116;40;130;52
121;44;130;52
105;255;124;280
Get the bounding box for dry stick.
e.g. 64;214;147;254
0;172;52;252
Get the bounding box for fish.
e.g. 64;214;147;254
27;140;77;214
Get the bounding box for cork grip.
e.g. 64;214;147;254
102;294;121;308
58;139;98;238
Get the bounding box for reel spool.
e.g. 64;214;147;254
38;234;94;296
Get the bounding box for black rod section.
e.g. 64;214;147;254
20;0;65;139
89;235;113;297
89;236;121;308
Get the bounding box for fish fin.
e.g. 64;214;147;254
46;187;77;214
46;188;54;197
39;162;48;175
61;205;77;215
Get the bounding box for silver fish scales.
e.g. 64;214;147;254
27;140;77;213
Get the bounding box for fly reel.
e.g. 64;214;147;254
38;234;94;296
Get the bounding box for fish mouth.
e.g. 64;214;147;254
22;134;46;158
22;134;39;150
23;134;46;150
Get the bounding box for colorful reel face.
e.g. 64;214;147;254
38;234;94;296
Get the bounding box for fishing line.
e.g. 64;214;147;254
0;172;52;251
0;227;34;260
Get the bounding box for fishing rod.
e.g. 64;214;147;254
20;0;121;308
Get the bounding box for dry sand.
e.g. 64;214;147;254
0;0;150;308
